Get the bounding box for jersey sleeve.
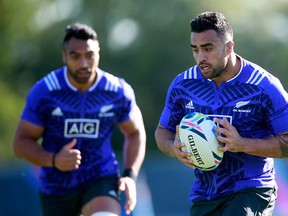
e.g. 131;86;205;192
159;75;182;133
118;79;138;123
264;75;288;134
21;79;49;127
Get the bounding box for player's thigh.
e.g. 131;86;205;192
82;196;121;216
190;197;227;216
40;191;81;216
81;175;121;216
221;187;277;216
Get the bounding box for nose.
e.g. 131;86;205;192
196;51;207;62
80;57;89;68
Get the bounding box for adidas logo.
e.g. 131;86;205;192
185;101;194;109
52;107;63;116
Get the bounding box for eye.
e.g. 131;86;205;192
86;52;95;59
204;46;213;52
192;48;199;53
70;53;80;60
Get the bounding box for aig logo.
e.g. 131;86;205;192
64;119;100;138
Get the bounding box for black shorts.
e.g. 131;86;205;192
190;186;277;216
40;175;120;216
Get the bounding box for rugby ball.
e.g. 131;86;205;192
179;112;223;171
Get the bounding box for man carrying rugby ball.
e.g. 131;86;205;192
155;11;288;216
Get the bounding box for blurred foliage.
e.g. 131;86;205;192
1;0;288;160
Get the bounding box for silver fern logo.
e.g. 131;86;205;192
233;100;251;113
235;100;250;108
99;104;114;117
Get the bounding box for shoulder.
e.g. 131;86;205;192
167;65;203;91
241;58;279;87
175;65;200;81
241;57;288;97
182;65;201;80
97;68;136;99
32;67;65;93
99;69;122;92
27;67;65;101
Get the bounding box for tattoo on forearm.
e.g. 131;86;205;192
275;134;288;157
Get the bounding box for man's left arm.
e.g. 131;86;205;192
118;105;146;215
215;117;288;158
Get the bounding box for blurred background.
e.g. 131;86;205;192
1;0;288;215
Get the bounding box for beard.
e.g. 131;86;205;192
199;62;228;80
68;68;92;84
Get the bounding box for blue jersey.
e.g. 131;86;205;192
21;66;138;195
159;56;288;203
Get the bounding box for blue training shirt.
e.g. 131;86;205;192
159;56;288;203
21;66;138;195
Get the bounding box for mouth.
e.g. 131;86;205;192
77;69;91;78
199;64;211;74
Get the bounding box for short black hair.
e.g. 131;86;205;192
63;23;98;45
190;12;233;40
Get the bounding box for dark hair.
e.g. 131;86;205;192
190;12;233;40
63;23;98;45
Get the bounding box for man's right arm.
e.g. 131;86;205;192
155;124;196;168
13;120;82;171
13;120;54;167
155;124;178;157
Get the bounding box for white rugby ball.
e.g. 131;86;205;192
179;112;223;171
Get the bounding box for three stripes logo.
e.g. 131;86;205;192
52;107;63;116
185;101;194;109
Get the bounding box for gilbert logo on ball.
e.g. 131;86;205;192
179;112;223;171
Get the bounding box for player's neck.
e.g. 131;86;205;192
69;72;97;94
230;53;241;78
213;53;241;88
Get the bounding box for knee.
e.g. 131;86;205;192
90;211;119;216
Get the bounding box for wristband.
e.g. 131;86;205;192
122;168;137;182
52;153;56;168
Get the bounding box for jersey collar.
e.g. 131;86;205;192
63;66;103;92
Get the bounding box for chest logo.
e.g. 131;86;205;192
235;100;250;108
99;104;114;117
185;101;195;109
233;100;251;113
52;107;63;116
64;119;100;138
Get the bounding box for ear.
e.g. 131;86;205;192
226;41;234;55
62;51;66;64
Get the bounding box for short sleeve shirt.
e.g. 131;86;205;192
22;66;138;195
159;57;288;203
